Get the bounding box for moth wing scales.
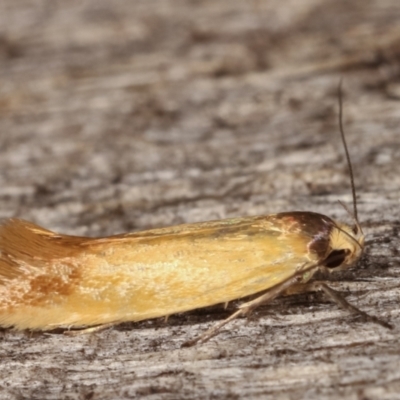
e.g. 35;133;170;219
0;214;322;330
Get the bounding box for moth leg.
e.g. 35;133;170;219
281;282;310;296
310;282;393;329
183;270;306;347
63;323;116;336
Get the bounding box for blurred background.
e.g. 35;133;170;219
0;1;400;399
1;0;399;236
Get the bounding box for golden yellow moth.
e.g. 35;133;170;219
0;83;391;345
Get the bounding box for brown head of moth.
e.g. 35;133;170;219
0;82;391;345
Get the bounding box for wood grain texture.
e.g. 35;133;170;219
0;0;399;399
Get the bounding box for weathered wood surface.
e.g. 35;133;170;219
0;1;400;399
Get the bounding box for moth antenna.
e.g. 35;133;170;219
338;79;362;234
337;200;362;237
332;207;364;252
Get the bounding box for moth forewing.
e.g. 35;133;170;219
0;212;339;330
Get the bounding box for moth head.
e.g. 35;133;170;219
323;221;365;271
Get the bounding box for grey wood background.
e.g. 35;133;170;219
0;0;400;399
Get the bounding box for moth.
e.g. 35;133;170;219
0;83;390;345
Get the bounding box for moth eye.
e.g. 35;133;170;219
324;249;350;269
352;225;358;235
